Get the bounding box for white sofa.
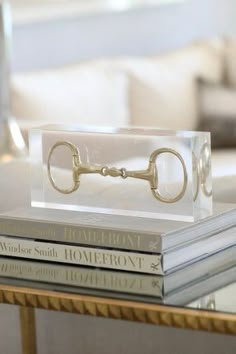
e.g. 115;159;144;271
9;37;236;203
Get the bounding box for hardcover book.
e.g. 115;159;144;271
0;203;235;253
0;226;235;275
0;246;234;298
0;246;235;306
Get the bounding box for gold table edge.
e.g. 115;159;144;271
0;284;235;335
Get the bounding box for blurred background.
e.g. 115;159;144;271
5;0;236;177
8;0;236;131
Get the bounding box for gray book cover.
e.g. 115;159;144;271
0;203;235;253
0;245;234;298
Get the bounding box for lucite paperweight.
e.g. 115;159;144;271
29;125;212;221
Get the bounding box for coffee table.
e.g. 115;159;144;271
0;271;235;354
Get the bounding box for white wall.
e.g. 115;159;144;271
12;0;236;72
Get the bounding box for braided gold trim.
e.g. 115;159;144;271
0;284;235;335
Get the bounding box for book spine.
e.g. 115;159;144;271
0;218;162;253
0;236;163;275
0;258;163;297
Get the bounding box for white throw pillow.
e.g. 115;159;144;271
154;38;225;84
127;58;198;130
129;39;225;130
11;64;129;127
81;57;199;130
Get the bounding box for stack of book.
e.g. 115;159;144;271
0;203;235;304
0;246;235;306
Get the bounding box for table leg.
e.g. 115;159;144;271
19;307;37;354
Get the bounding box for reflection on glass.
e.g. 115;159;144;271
0;246;235;314
192;143;212;202
188;283;236;314
194;294;216;311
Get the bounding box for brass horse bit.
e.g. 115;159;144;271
47;141;188;203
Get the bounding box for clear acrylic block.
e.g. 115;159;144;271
29;125;212;221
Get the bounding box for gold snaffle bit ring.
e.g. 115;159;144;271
47;141;80;194
47;141;188;203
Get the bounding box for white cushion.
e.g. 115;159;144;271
129;39;224;130
11;64;129;127
128;60;197;130
105;39;224;131
154;39;225;84
90;57;199;130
